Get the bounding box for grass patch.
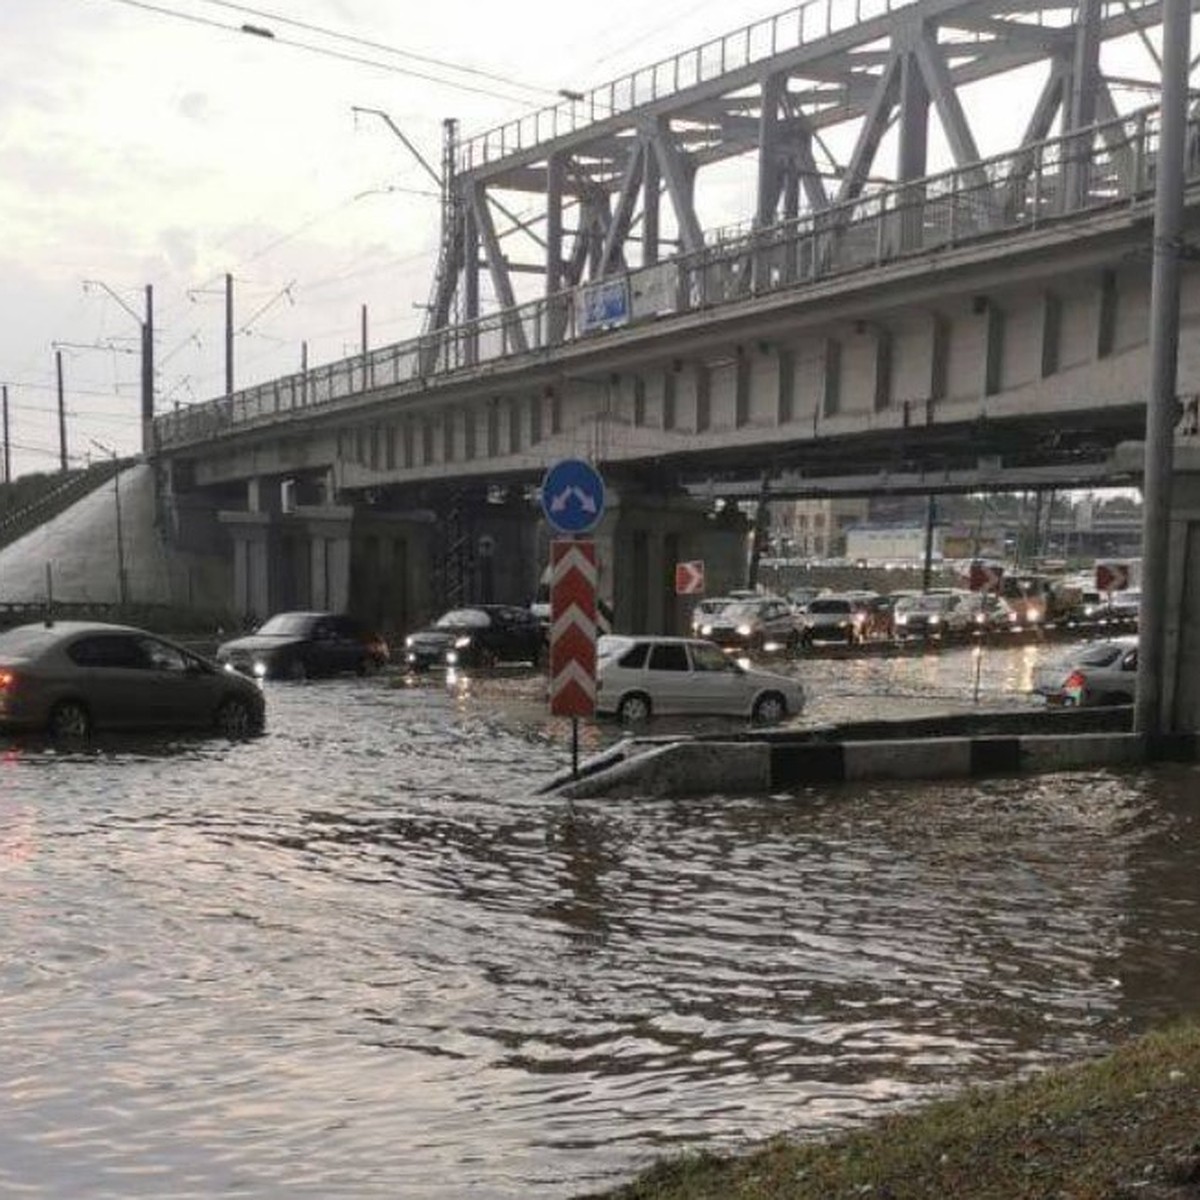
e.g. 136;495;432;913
583;1020;1200;1199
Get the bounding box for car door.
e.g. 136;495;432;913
1093;646;1138;703
685;640;751;715
309;616;349;675
136;635;215;726
645;641;691;714
67;633;159;728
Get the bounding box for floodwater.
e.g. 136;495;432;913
1;641;1198;1199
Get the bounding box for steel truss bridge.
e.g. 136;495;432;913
154;0;1200;493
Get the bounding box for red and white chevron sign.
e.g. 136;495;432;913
549;538;597;717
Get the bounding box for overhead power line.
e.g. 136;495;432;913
193;0;560;100
88;0;549;105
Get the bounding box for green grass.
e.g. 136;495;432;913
582;1021;1200;1199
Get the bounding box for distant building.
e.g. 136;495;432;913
772;498;869;559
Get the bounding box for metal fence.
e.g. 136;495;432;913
154;105;1181;453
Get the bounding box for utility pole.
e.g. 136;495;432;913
361;303;369;383
1135;0;1191;735
55;350;67;471
82;279;155;451
142;284;155;431
922;494;937;590
225;272;234;396
2;384;10;484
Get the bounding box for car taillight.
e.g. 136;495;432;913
0;669;16;691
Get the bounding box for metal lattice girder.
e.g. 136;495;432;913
423;0;1193;329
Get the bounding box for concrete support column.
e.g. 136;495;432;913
220;511;273;622
295;502;355;612
1160;444;1200;730
599;483;750;635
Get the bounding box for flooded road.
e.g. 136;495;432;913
1;641;1198;1199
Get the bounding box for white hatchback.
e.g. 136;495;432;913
595;635;806;724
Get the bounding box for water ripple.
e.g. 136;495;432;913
1;659;1198;1197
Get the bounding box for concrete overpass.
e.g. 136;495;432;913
144;0;1200;727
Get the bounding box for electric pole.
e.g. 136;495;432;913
55;350;67;471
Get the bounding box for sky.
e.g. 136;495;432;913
0;0;1171;484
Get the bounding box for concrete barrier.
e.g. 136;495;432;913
544;727;1196;800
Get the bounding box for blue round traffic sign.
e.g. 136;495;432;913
540;458;606;535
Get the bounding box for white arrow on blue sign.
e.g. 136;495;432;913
540;458;606;535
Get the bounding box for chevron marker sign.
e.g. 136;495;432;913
549;538;597;718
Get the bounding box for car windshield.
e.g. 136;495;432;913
721;602;760;620
808;599;850;614
897;595;946;613
257;613;318;636
435;609;491;629
0;625;60;655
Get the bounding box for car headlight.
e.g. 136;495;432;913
454;635;472;649
1007;611;1018;622
405;635;415;648
736;624;752;637
700;623;714;636
1028;610;1042;623
928;614;941;625
895;614;908;625
252;661;268;678
446;650;459;665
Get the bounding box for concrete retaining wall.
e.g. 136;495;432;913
547;731;1196;799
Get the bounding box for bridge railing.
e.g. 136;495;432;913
455;0;1159;174
154;104;1183;453
457;0;910;172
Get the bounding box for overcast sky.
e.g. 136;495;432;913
0;0;1171;482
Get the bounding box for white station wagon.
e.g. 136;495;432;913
595;635;806;725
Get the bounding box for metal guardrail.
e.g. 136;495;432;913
153;105;1180;453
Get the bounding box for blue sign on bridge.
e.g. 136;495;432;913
540;458;606;535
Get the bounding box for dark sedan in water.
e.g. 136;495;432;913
0;621;265;739
216;612;389;680
404;605;546;671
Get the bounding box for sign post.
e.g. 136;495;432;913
541;459;606;777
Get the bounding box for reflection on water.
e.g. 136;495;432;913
0;653;1198;1199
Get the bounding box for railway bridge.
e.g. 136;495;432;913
147;0;1200;727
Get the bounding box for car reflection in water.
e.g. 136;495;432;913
404;605;546;672
0;620;265;740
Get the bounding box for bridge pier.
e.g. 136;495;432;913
1159;444;1200;731
589;484;751;635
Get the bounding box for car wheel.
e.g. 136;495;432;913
48;699;91;741
215;696;256;739
752;691;788;725
617;692;652;724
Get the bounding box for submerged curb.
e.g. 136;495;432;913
545;728;1197;799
